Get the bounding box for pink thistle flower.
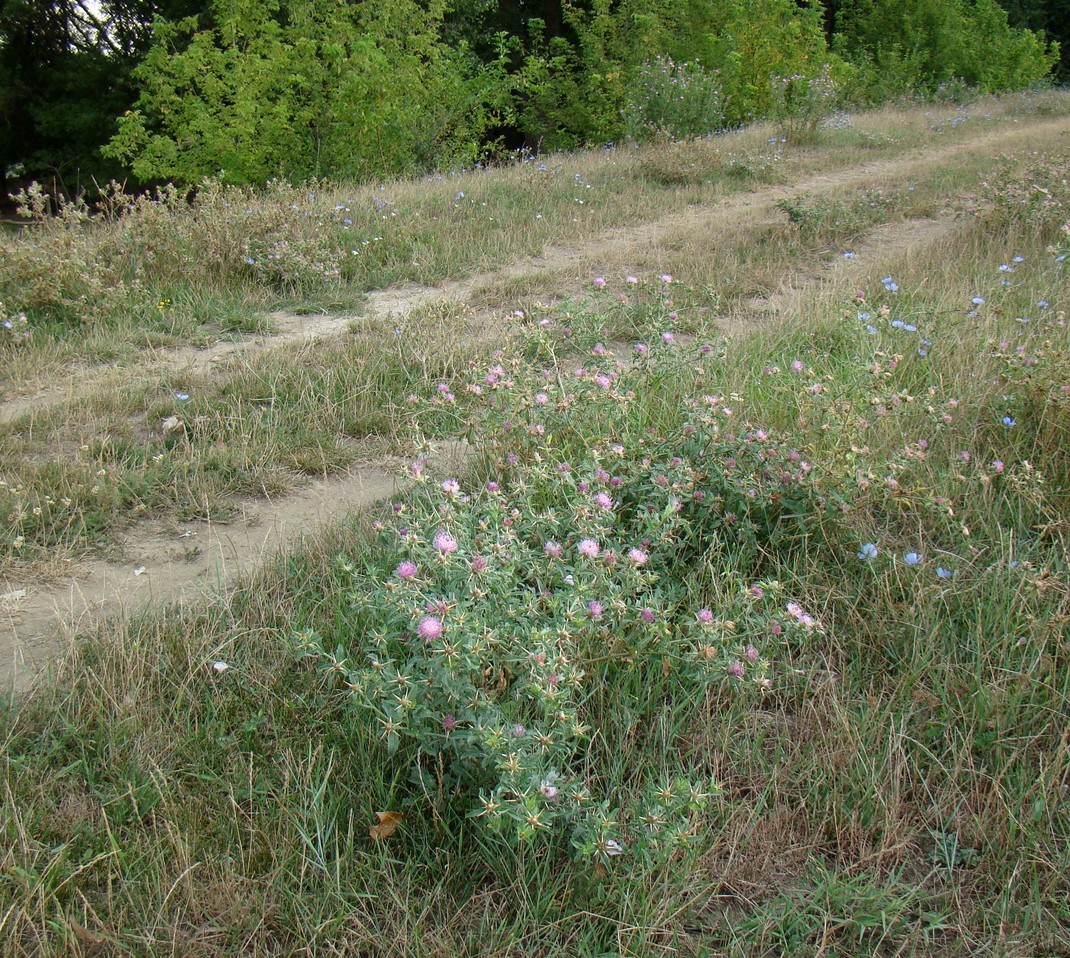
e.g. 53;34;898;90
396;560;418;579
593;492;614;510
539;782;559;800
487;481;500;492
471;555;489;574
535;392;549;405
640;608;655;624
727;660;746;678
544;540;563;559
696;608;714;625
790;360;805;373
992;460;1005;473
441;478;461;496
442;714;457;731
433;530;459;554
594;277;606;288
577;538;600;558
587;600;604;619
417;616;443;641
626;275;638;284
746;645;760;661
628;547;649;565
660;274;673;283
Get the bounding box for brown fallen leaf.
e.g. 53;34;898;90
69;920;111;945
369;811;403;841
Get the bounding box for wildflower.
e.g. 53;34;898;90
540;782;559;800
441;478;461;496
544;540;563;559
696;608;714;625
626;275;638;284
635;342;648;356
904;552;923;566
396;560;418;579
587;600;604;620
727;660;745;678
790;360;805;373
433;530;459;554
471;555;489;574
843;251;855;258
487;481;500;492
660;274;673;283
937;567;954;579
1002;416;1016;427
858;542;878;561
661;332;674;344
510;724;526;737
577;538;600;559
442;715;458;731
640;608;655;624
628;547;649;565
992;460;1005;473
971;296;985;306
746;645;760;662
174;392;190;401
212;661;230;673
417;616;443;641
534;392;549;405
593;492;614;510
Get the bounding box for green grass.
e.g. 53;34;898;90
1;93;1070;956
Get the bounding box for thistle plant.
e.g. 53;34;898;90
299;285;840;861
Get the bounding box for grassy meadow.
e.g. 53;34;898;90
1;92;1069;956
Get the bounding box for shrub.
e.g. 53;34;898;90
623;55;724;142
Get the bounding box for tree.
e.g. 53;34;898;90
0;0;205;197
833;0;1058;99
103;0;515;184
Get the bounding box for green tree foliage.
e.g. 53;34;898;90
0;0;206;194
2;0;1064;192
514;0;843;149
102;0;515;184
1000;0;1070;78
834;0;1059;100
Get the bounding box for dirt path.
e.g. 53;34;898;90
2;113;1066;693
